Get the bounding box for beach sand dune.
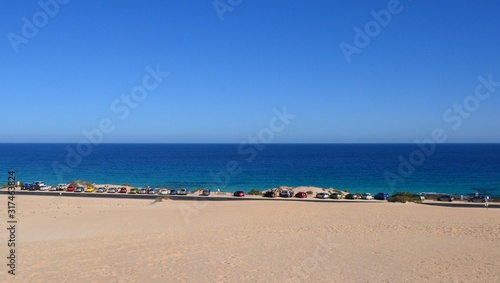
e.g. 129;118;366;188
2;196;499;282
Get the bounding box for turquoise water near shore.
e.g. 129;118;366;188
1;143;499;197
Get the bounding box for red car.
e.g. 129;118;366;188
233;191;245;197
119;187;128;193
295;192;307;198
66;186;75;192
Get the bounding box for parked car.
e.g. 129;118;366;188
39;185;50;191
374;192;389;200
119;187;128;193
21;183;33;190
316;192;330;199
96;187;107;193
437;194;454;202
148;188;159;194
48;186;58;191
108;187;118;193
412;194;425;201
329;193;342;199
138;188;147;194
201;189;211;196
57;184;68;191
345;193;358;199
85;187;95;193
66;186;75;192
160;189;169;195
129;188;138;194
75;186;85;193
169;189;177;195
178;188;188;195
361;193;373;200
33;181;45;190
234;191;245;197
468;195;487;203
295;192;307;198
263;191;276;198
279;190;293;198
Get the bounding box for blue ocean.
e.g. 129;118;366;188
1;143;499;197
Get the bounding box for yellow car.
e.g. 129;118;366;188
129;188;138;194
85;187;95;193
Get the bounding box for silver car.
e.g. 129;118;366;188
316;192;330;199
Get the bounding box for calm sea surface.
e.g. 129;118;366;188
1;143;499;197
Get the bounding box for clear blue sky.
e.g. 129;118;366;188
2;0;500;143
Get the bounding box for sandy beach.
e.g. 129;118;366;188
1;195;499;282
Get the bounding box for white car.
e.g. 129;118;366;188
48;186;58;191
361;193;373;200
39;185;50;191
57;184;68;191
160;189;169;195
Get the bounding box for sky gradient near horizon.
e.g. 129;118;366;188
2;0;500;143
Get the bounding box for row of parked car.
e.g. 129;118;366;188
240;191;391;200
21;182;489;202
21;182;193;195
436;194;490;202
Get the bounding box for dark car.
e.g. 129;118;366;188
263;191;276;198
345;193;358;200
330;193;342;199
295;192;307;198
170;189;177;195
437;194;454;202
21;183;33;190
468;196;486;203
374;192;389;200
201;189;211;196
234;191;245;197
279;190;293;198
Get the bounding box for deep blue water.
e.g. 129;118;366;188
1;143;499;197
